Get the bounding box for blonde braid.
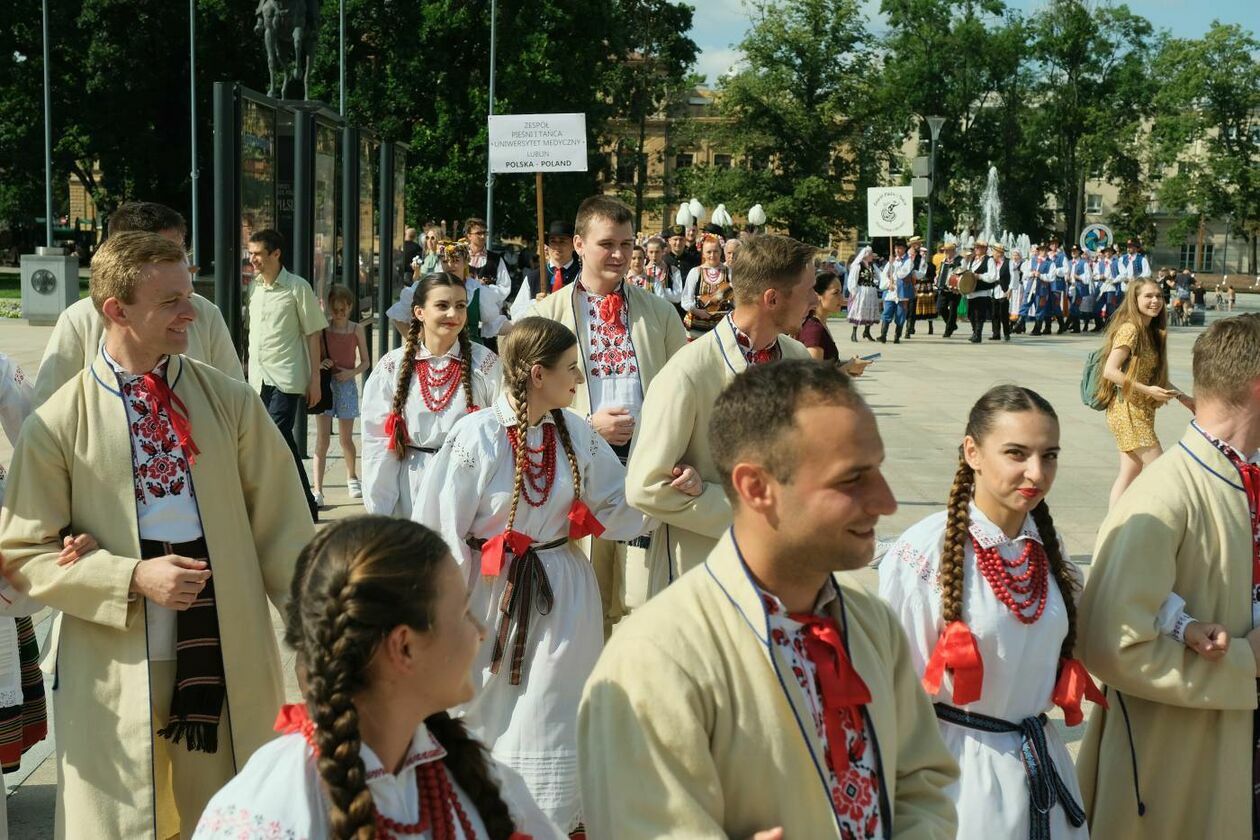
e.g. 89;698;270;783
389;318;422;460
549;408;582;500
458;327;476;410
504;369;530;535
940;456;975;624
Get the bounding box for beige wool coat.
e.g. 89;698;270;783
578;531;959;839
34;294;243;405
624;319;810;580
1076;424;1258;840
0;352;313;839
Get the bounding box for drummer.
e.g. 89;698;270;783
964;238;999;344
935;242;963;338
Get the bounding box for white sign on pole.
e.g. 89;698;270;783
488;113;588;173
867;187;914;237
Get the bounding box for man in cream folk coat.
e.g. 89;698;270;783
625;234;815;585
1077;314;1260;840
0;232;313;839
525;196;687;635
34;201;242;404
580;360;959;839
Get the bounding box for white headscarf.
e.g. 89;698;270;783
847;246;873;295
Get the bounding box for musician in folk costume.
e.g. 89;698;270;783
1066;245;1092;334
1096;245;1121;325
964;239;1000;344
1029;244;1056;336
880;385;1098;839
878;240;915;344
681;234;735;335
936;242;964;337
641;237;684;306
989;243;1014;342
1046;238;1070;334
846;246;881;342
904;235;928;337
1117;238;1151;298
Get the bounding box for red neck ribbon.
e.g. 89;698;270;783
922;620;984;705
787;612;872;775
597;291;625;334
551;266;564;293
141;372;200;466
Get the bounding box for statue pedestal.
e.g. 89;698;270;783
20;247;79;326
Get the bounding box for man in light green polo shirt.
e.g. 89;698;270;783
245;228;327;520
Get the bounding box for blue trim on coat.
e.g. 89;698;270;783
1181;422;1246;493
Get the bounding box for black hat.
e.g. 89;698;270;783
546;220;575;239
1126;238;1141;248
665;224;686;238
703;222;724;236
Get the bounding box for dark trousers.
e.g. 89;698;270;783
968;296;993;339
260;383;318;521
991;298;1011;339
937;291;960;335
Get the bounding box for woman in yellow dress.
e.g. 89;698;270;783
1095;278;1194;507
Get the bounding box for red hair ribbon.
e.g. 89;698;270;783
141;373;200;466
1051;657;1108;726
479;529;533;577
922;620;984;705
384;410;409;446
568;501;605;540
273;703;316;747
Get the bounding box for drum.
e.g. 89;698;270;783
957;270;978;295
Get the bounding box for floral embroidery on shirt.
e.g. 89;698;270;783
887;541;940;589
195;805;305;839
121;376;190;504
585;292;638;379
761;590;882;839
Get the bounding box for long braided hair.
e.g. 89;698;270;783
939;385;1080;661
498;317;582;534
388;272;477;459
286;517;517;840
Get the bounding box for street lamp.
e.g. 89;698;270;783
41;0;53;248
484;0;498;241
925;116;945;254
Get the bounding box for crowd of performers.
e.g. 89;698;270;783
0;194;1257;840
844;236;1155;344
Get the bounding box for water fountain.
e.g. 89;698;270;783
979;165;1001;243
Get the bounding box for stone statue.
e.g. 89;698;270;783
255;0;319;100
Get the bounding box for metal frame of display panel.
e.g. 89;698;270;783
375;142;409;359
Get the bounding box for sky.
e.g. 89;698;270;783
690;0;1258;84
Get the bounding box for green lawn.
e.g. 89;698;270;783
0;274;89;300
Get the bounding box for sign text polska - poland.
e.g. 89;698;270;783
489;114;588;174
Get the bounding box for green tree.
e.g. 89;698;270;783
687;0;889;243
881;0;1050;240
1026;0;1155;243
604;0;697;232
1149;22;1260;272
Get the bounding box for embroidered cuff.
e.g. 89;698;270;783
1171;613;1197;645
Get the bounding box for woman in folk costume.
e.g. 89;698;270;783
681;235;734;334
879;385;1106;840
1008;249;1030;333
362;273;501;518
412;317;696;832
845;246;881;341
195;517;561;839
393;241;508;348
1093;279;1194;508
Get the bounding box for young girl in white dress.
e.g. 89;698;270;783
362;273;501;518
879;385;1102;840
193;516;561;839
413;317;698;833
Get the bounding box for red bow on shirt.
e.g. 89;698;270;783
567;500;605;540
1051;658;1108;726
140;372;200;466
922;620;985;705
597;291;627;337
788;612;872;775
479;529;534;577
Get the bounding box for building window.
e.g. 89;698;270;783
1178;244;1193;270
1086;193;1103;214
1202;243;1215;271
675;153;694;169
616;150;636;184
713;154;732;169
